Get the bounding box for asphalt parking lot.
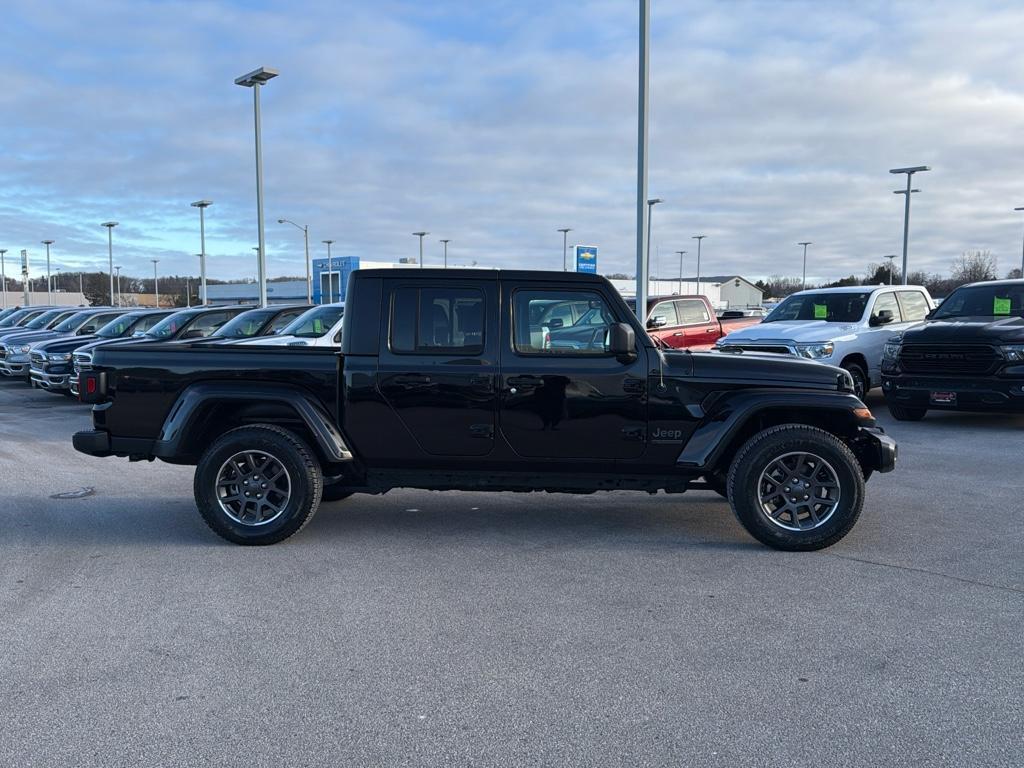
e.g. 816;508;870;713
0;379;1021;767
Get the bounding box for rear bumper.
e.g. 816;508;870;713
73;429;155;459
882;374;1024;413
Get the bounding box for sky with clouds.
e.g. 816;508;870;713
3;0;1024;284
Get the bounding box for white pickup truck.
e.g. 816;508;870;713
715;285;934;399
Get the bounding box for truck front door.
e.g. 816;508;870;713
377;278;498;457
499;283;648;460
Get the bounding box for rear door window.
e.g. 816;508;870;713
390;287;485;355
896;291;929;322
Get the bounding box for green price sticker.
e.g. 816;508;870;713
994;297;1011;316
813;304;828;319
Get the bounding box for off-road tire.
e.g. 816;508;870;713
887;403;927;421
194;424;323;545
726;424;865;551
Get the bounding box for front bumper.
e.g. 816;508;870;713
851;426;898;474
882;373;1024;413
30;368;71;390
0;359;30;377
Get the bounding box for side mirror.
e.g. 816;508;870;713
547;318;564;329
608;322;636;361
647;315;668;329
870;309;894;327
925;308;936;320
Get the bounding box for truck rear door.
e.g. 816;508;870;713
377;277;498;456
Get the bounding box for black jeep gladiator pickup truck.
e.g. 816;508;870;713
882;278;1024;419
74;269;896;550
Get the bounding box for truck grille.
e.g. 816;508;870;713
899;344;999;375
0;344;7;361
720;343;794;355
30;351;46;372
73;351;93;373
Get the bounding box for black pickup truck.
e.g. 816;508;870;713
74;269;896;550
881;278;1024;419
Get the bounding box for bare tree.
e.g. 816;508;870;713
1007;267;1023;280
950;250;997;286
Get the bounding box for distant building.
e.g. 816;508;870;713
699;275;765;308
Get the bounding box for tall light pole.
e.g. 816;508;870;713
55;267;61;294
278;218;311;303
634;0;651;320
692;235;706;295
412;232;428;268
102;222;118;305
235;66;279;307
883;254;898;285
890;165;930;285
114;266;122;306
440;239;450;269
191;200;212;306
0;249;7;309
322;240;334;303
645;199;662;303
151;259;160;307
675;250;686;295
1014;208;1024;278
558;228;572;271
798;242;812;290
78;271;84;297
41;240;54;303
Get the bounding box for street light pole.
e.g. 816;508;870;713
151;259;160;307
798;242;812;290
675;250;686;295
1014;208;1024;278
102;222;118;306
558;228;572;271
191;200;212;305
322;240;334;303
883;254;898;285
235;67;279;308
645;199;662;303
41;240;54;303
634;0;651;320
440;239;450;269
0;249;7;309
278;218;312;303
412;232;428;268
692;235;706;295
114;266;122;306
889;165;930;286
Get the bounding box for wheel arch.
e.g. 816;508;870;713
838;352;871;387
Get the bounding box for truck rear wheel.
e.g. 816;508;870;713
194;424;323;545
726;424;864;551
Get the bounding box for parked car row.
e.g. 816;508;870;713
716;279;1024;419
0;302;346;399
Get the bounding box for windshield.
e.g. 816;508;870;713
97;312;146;338
932;283;1024;319
25;310;65;329
53;311;94;333
281;305;344;338
145;310;195;339
0;309;28;327
212;309;276;338
763;292;870;323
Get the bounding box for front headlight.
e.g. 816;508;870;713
47;353;72;362
16;344;32;354
1002;344;1024;362
795;342;834;359
883;342;901;362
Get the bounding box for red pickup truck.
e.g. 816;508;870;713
627;295;761;350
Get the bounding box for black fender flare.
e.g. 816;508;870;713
152;381;353;462
676;388;872;470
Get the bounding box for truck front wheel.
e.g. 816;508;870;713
726;425;865;551
194;424;323;545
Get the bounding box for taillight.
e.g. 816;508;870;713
79;372;108;404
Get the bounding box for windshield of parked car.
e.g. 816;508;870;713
281;305;344;338
211;309;276;338
53;311;94;333
931;283;1024;319
97;313;145;338
0;309;29;327
145;310;195;339
24;309;65;329
763;292;870;323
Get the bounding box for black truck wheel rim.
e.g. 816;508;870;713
215;450;292;526
757;451;841;532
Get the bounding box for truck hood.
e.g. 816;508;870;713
32;334;99;354
719;320;860;344
667;349;845;390
0;330;64;347
899;315;1024;344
